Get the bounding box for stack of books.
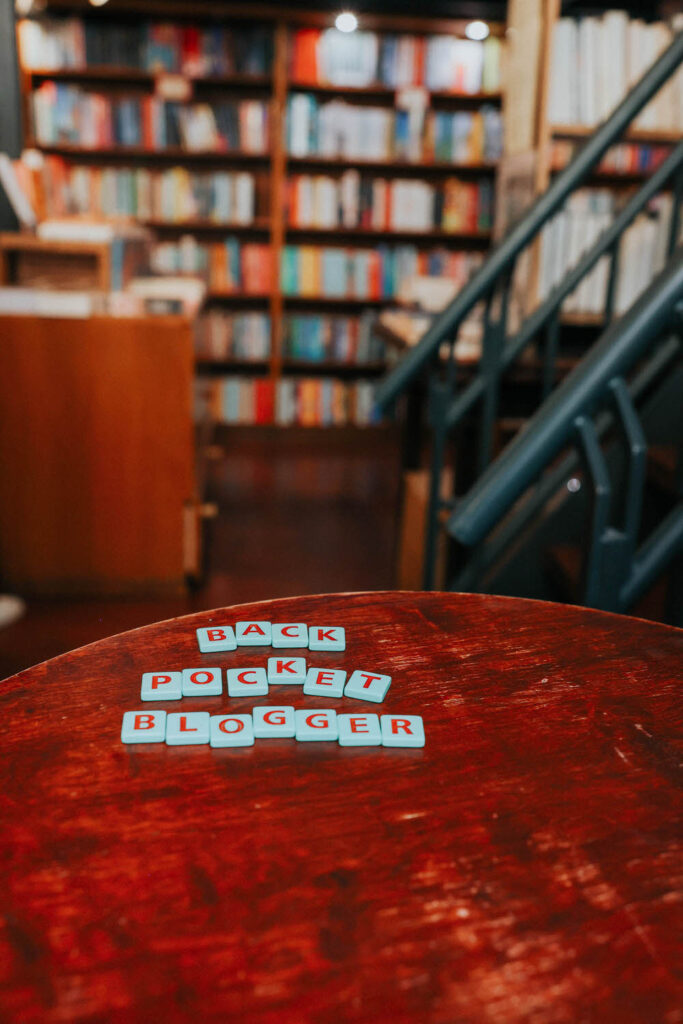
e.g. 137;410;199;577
199;377;378;426
21;156;259;224
283;313;385;364
289;27;501;93
549;13;683;132
538;189;675;317
18;17;272;76
281;245;484;300
551;140;672;176
32;84;269;152
150;237;270;293
196;312;271;361
287;174;492;232
287;95;501;163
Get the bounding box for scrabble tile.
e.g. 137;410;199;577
338;713;382;747
272;622;309;649
252;705;295;739
210;714;255;748
182;667;222;697
308;626;345;652
196;625;237;653
121;710;167;744
344;669;392;704
295;708;338;742
141;671;182;702
303;667;347;699
380;715;425;748
165;712;210;746
226;666;269;698
235;621;272;646
267;656;307;685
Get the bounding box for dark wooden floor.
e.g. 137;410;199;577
0;428;402;680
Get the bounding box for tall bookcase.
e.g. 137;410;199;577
14;0;506;427
502;0;681;333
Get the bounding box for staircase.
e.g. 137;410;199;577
376;32;683;624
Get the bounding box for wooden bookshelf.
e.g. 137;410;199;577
16;2;506;427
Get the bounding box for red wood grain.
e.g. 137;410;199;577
0;592;681;1023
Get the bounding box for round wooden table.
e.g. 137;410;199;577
1;592;681;1022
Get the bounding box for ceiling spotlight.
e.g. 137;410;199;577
88;0;110;6
465;20;489;41
335;11;358;33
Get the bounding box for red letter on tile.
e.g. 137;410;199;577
276;659;297;674
218;718;244;734
150;674;172;689
391;718;413;734
306;712;329;729
264;709;286;725
237;670;258;685
243;623;266;636
133;714;156;730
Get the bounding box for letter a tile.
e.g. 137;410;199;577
236;621;272;646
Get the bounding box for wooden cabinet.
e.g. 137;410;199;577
0;314;198;595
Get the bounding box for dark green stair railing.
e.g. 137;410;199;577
448;250;683;613
375;31;683;593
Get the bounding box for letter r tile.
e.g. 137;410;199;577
380;715;425;748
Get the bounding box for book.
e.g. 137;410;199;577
537;189;678;317
289;27;501;94
549;13;683;132
201;375;380;426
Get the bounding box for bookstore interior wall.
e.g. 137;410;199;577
7;2;683;429
12;4;505;428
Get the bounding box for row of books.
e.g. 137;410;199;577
280;245;482;300
283;313;385;365
34;159;259;223
538;190;675;317
290;28;502;94
287;95;501;162
150;237;271;293
549;13;683;131
550;140;673;177
18;17;272;76
199;377;378;427
196;313;271;362
287;174;492;233
32;83;269;152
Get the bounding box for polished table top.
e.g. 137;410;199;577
1;592;681;1022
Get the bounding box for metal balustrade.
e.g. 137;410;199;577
375;31;683;598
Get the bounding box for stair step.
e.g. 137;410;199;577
647;445;679;494
545;543;582;603
545;543;669;621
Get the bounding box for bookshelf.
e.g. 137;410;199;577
500;0;682;337
15;1;506;427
